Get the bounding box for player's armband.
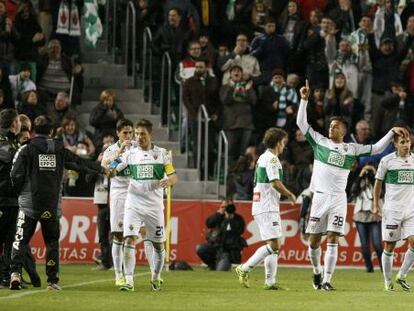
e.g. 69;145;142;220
164;163;175;175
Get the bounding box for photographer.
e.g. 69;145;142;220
196;200;246;271
350;164;383;272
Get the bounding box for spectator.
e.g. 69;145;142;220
251;0;271;33
227;153;255;200
199;32;218;72
328;39;359;98
0;89;8;111
182;58;219;176
373;0;403;47
47;91;77;127
324;71;354;128
303;15;334;89
285;128;313;194
350;164;383;272
220;65;257;164
256;69;298;140
278;0;306;73
89;90;124;147
219;33;261;85
18;113;31;132
177;40;214;82
152;7;193;66
350;119;393;168
11;1;45;81
59;115;95;158
0;65;14;109
50;0;83;57
296;0;327;22
329;0;361;39
18;127;30;145
9;63;37;108
250;18;288;85
196;199;246;271
350;15;374;119
220;0;254;46
17;90;47;123
306;86;326;135
37;39;83;105
377;82;413;137
0;0;13;64
369;33;411;138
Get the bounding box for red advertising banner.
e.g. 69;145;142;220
30;198;411;267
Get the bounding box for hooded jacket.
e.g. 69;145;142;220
11;135;102;220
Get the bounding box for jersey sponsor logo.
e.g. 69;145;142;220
253;192;261;202
136;165;154;179
39;154;56;170
386;224;398;230
272;221;279;226
327;151;345;167
47;260;56;266
398;171;414;183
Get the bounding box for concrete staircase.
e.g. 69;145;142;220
80;40;219;199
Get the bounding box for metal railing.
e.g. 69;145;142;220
112;0;117;62
125;1;137;86
174;77;189;166
197;105;209;184
142;27;153;106
160;52;172;137
217;130;229;198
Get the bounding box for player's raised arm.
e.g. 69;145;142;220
297;79;311;134
371;127;410;155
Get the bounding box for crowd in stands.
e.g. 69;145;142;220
1;0;414;201
136;0;414;200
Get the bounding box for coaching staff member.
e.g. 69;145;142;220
9;115;105;290
0;109;21;288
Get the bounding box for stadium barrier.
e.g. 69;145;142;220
29;198;409;267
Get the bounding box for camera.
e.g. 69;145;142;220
225;204;235;214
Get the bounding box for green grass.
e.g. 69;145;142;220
1;264;414;310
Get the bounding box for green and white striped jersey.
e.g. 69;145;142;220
304;127;372;194
376;152;414;210
252;150;283;215
102;141;130;194
117;145;175;210
296;99;393;195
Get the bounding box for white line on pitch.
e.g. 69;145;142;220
0;272;151;301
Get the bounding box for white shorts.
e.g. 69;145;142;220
254;212;282;241
382;208;414;242
123;206;165;243
306;192;347;235
110;197;126;233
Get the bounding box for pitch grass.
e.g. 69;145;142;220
1;264;414;311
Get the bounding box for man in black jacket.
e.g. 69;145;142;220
196;199;246;271
0;109;21;288
9;115;104;290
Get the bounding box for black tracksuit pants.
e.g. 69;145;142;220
0;206;19;284
11;210;60;284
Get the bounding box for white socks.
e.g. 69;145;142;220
382;250;394;285
308;246;322;275
398;247;414;278
322;243;338;284
124;243;136;284
152;248;165;281
144;240;154;272
264;253;278;286
112;240;124;279
242;245;273;272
